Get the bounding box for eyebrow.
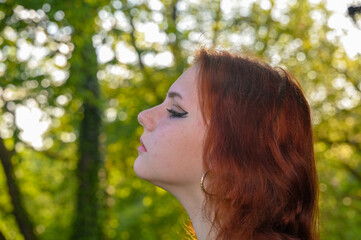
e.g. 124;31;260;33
167;91;183;100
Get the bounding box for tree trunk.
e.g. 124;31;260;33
66;5;103;240
10;0;105;238
71;90;102;240
0;138;37;240
0;229;7;240
71;99;102;240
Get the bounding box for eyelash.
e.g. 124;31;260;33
166;109;188;118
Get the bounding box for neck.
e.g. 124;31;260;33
172;186;215;240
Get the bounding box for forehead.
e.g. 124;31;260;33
168;66;198;101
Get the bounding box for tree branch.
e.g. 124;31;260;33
212;0;222;47
0;229;6;240
316;137;361;184
0;137;37;240
339;161;361;183
128;14;146;73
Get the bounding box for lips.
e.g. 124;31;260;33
139;138;147;152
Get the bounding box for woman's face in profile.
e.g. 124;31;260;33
135;66;206;191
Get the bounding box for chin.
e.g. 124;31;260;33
133;157;146;179
133;158;154;182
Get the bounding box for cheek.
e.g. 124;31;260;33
135;117;206;186
156;123;204;173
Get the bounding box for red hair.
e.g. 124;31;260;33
193;49;318;240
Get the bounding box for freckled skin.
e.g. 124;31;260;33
134;66;206;192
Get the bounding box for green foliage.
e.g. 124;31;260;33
1;0;361;239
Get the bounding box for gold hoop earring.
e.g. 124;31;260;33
200;171;208;193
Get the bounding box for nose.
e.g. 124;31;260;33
137;107;156;131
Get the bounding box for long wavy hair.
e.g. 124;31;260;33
193;49;318;240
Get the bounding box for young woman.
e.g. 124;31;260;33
134;49;319;240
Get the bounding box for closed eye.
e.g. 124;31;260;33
167;109;188;118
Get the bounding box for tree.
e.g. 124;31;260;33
0;0;106;239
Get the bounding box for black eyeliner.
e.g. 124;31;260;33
174;104;186;112
166;109;188;118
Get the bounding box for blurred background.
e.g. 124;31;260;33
0;0;361;239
